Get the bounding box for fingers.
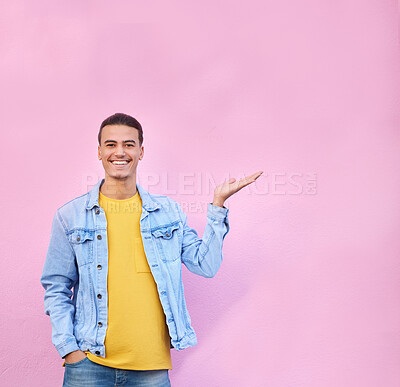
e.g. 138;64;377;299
248;170;263;180
236;170;263;189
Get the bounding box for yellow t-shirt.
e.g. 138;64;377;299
64;190;172;370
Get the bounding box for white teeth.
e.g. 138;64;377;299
112;161;129;165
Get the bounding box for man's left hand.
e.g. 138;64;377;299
212;170;263;207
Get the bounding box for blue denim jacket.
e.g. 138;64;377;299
40;178;230;359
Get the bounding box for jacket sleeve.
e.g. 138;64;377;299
176;202;230;278
40;209;80;358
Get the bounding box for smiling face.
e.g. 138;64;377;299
98;124;144;182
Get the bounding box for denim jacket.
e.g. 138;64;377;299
40;178;230;359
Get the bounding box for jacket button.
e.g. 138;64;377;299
165;233;170;237
97;294;102;299
97;235;102;240
98;322;102;327
95;209;100;214
76;236;81;242
95;351;100;355
97;265;102;270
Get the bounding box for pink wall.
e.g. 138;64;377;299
1;1;400;386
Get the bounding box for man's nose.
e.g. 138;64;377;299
115;145;126;155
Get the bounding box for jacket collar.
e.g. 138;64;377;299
86;178;161;212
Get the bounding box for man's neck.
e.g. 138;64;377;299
100;176;137;200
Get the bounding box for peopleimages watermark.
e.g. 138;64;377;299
82;172;317;213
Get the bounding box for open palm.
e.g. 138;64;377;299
213;171;263;205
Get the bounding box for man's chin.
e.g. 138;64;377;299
107;172;130;180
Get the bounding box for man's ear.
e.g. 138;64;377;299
98;145;101;160
139;145;144;160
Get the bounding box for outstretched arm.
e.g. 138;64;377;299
178;171;263;278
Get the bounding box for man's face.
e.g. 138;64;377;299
98;124;144;181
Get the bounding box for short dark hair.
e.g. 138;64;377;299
98;113;143;146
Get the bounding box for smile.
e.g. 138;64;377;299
110;160;130;166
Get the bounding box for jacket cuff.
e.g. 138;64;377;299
207;203;229;220
56;338;80;359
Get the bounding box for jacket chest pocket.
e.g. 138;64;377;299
68;229;94;266
151;223;181;262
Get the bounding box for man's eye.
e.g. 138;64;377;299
106;144;115;147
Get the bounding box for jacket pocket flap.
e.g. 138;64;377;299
68;230;94;244
151;223;180;239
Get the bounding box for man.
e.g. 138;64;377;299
40;112;262;386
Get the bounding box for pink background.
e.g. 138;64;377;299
1;1;400;386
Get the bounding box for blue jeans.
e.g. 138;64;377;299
62;356;171;387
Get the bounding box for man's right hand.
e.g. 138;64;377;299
64;350;87;364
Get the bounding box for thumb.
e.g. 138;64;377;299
227;177;236;184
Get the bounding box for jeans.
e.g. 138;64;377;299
62;356;171;387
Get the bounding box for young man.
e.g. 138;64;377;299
40;113;262;386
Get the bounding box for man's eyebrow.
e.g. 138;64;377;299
104;139;136;144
